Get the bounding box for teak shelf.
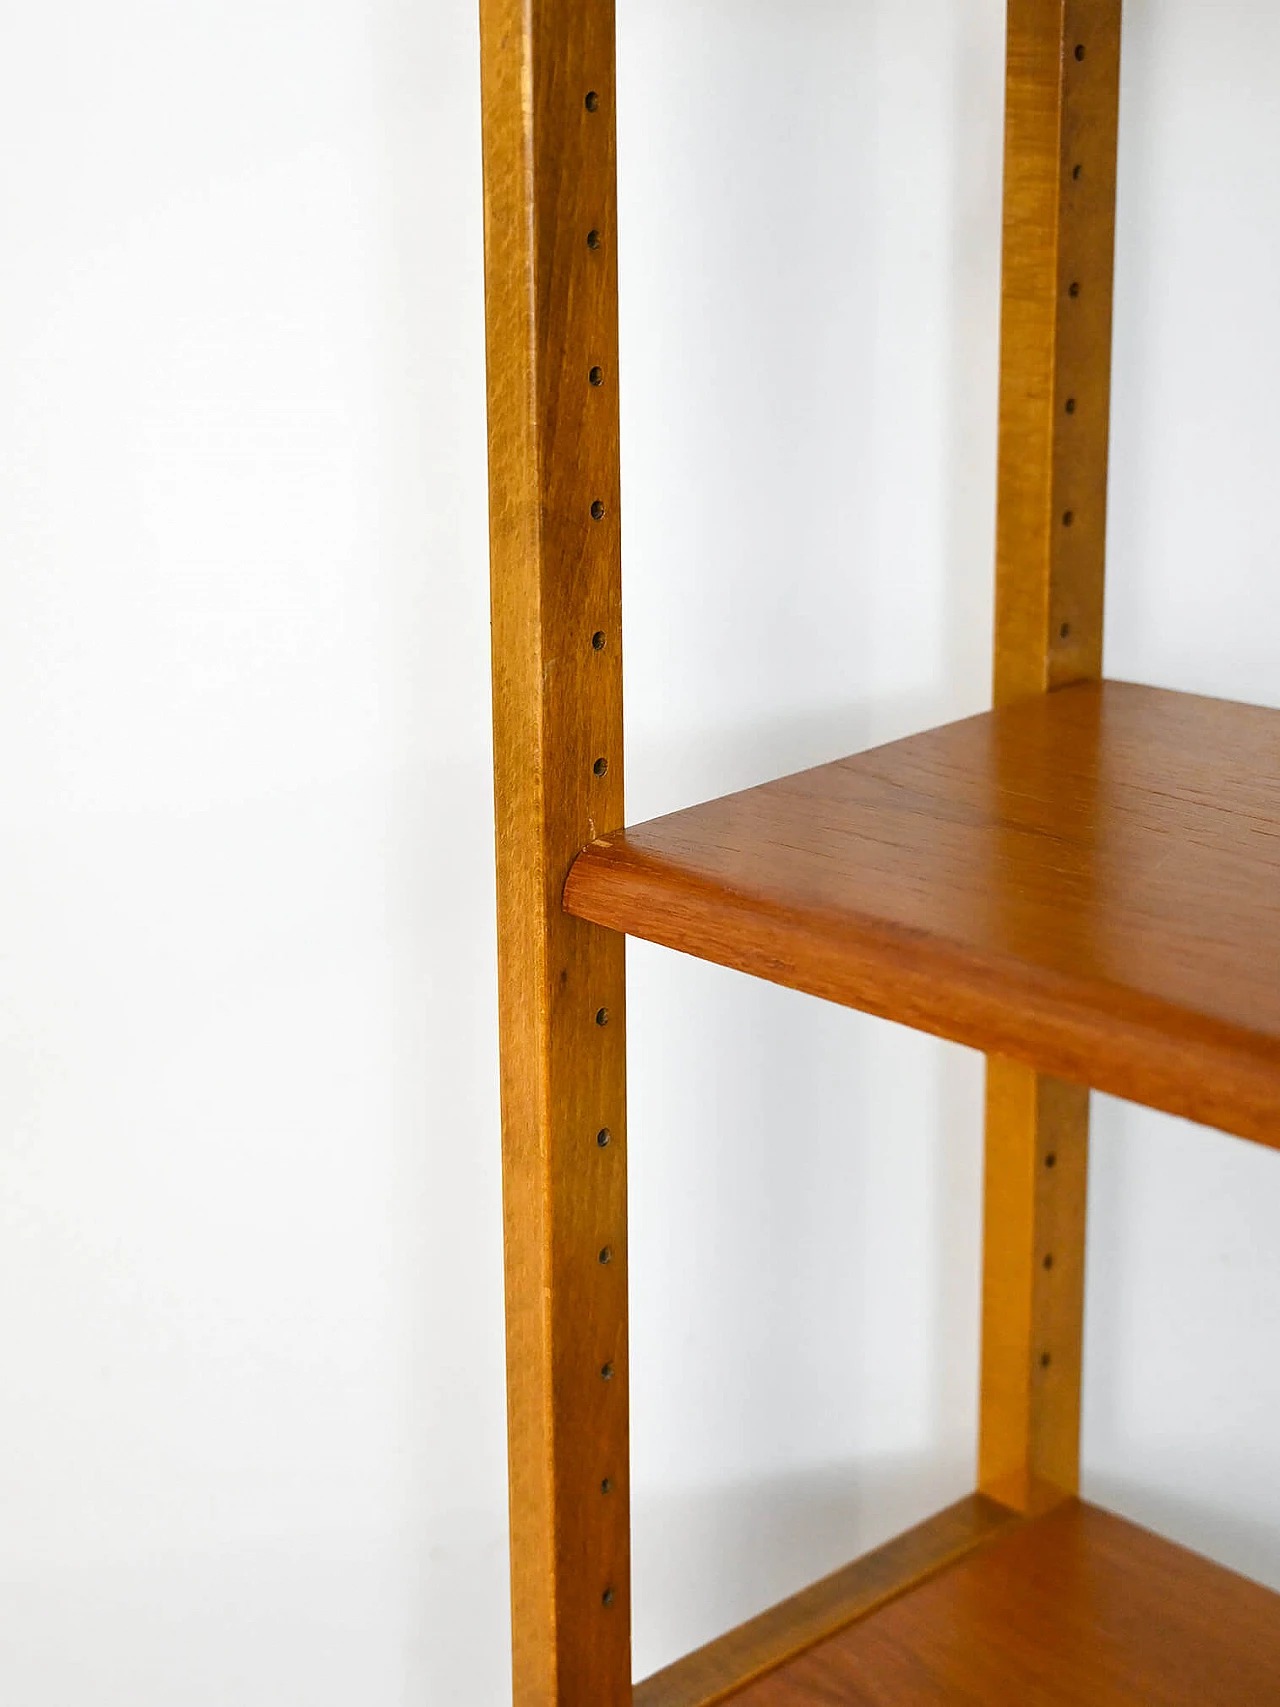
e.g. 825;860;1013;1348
635;1500;1280;1707
566;680;1280;1152
479;2;1280;1703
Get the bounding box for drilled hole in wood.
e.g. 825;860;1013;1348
596;1128;611;1147
600;1362;614;1381
1045;1152;1058;1169
1063;510;1075;527
585;90;600;112
595;1008;610;1027
589;366;604;387
1069;281;1081;298
601;1478;613;1494
1072;163;1083;181
1059;623;1072;641
587;229;602;250
592;631;607;650
602;1587;615;1606
598;1246;612;1265
591;500;606;521
593;757;609;778
1065;397;1077;414
1075;43;1085;60
1041;1351;1053;1368
1044;1253;1055;1270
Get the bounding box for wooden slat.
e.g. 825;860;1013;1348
725;1501;1280;1705
479;2;630;1702
564;681;1280;1153
981;0;1122;1513
994;0;1122;704
633;1496;1024;1707
979;1067;1090;1510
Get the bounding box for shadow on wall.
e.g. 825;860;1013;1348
1082;1095;1280;1597
631;1450;974;1683
618;0;1005;829
615;0;1004;1685
625;946;986;1680
1083;1474;1280;1600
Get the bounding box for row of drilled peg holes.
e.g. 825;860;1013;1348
598;1105;618;1618
583;82;621;1616
597;1100;617;1610
1059;41;1093;645
587;83;617;1560
585;89;608;538
588;73;617;1553
584;94;611;782
1041;1149;1059;1371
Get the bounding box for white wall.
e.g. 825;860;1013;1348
0;2;1275;1703
1088;0;1280;1589
0;4;507;1701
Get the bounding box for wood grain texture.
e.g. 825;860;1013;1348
980;1066;1089;1509
633;1497;1023;1707
985;0;1122;1512
480;1;630;1701
995;0;1121;703
725;1501;1280;1705
564;680;1280;1151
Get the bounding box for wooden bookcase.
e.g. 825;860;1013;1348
479;2;1280;1701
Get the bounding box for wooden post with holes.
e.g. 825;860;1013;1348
479;0;630;1702
478;0;1280;1696
980;0;1123;1514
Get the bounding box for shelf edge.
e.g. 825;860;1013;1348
632;1493;1029;1707
565;842;1280;1153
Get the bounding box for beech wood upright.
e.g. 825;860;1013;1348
481;2;1280;1703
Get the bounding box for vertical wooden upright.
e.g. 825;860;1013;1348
480;2;630;1702
980;0;1122;1513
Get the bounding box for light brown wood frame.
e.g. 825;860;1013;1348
981;0;1121;1516
481;0;630;1701
481;1;1122;1702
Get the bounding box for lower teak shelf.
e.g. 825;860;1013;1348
635;1499;1280;1707
565;680;1280;1150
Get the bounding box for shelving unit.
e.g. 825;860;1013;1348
479;1;1280;1702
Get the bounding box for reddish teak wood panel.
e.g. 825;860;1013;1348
727;1501;1280;1706
565;681;1280;1151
